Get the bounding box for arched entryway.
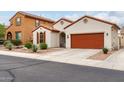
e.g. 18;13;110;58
7;32;12;40
60;32;66;48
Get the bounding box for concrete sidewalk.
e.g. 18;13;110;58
0;49;124;71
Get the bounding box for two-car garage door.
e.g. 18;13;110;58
71;33;104;49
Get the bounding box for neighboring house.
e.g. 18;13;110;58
5;11;55;44
120;27;124;47
33;16;120;50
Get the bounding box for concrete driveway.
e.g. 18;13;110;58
42;49;100;62
1;49;124;72
0;48;100;63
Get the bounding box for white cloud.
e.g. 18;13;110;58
64;14;82;21
1;11;124;27
93;12;124;26
63;12;124;26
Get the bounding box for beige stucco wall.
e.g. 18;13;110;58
51;32;59;47
64;17;119;50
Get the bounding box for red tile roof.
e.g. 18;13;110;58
32;25;60;33
53;18;73;25
10;11;55;23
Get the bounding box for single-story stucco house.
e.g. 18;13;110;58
33;15;120;50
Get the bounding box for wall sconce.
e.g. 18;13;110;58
106;33;108;36
67;35;69;38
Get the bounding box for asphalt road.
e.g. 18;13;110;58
0;55;124;82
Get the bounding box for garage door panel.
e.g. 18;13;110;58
71;33;104;49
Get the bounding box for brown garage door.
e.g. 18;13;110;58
71;33;104;49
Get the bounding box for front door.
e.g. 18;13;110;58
60;32;66;48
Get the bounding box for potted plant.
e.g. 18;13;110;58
102;48;109;54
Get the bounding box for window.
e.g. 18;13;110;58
83;19;88;23
40;32;44;43
35;20;40;27
39;32;45;43
16;17;21;26
16;32;21;40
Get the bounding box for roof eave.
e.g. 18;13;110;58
64;15;120;30
9;12;55;23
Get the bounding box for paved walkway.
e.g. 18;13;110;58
0;49;124;71
104;49;124;70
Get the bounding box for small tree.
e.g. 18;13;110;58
6;42;13;50
3;40;11;47
0;24;6;39
32;44;38;52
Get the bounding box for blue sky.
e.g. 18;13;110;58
0;11;124;26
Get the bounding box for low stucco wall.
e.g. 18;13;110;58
111;30;119;49
121;34;124;47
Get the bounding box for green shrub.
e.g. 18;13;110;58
24;42;32;49
40;43;48;49
102;48;109;54
3;40;11;47
32;44;38;52
11;40;21;46
6;42;13;50
0;39;4;45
